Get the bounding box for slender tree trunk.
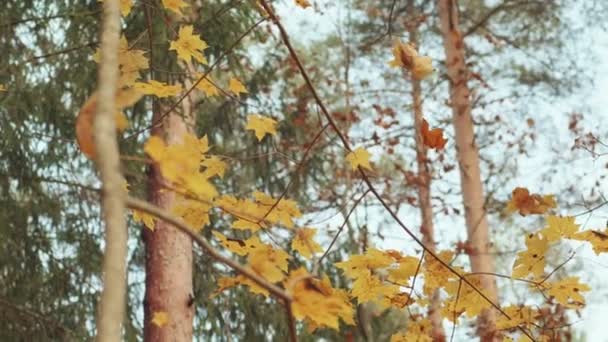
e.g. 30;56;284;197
407;10;445;340
93;1;128;341
143;104;196;340
437;1;499;340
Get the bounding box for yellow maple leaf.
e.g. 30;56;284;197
541;215;578;242
540;277;590;308
212;232;263;256
171;196;211;230
132;209;156;230
201;156;226;179
442;277;491;321
246;115;278;141
285;268;354;330
571;229;608;255
169;25;208;64
228;77;248;95
335;248;395;280
423;250;462;295
512;233;549;279
134;80;181;97
351;271;400;304
162;0;189;16
387;255;420;284
249;246;290;283
291;227;322;259
253;191;302;228
143;133;218;200
195;75;220;96
391;319;433;342
151;311;169;327
389;39;433;80
495;305;538;331
294;0;311;9
345;147;372;170
99;0;133;17
94;35;148;86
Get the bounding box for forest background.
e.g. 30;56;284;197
1;0;608;341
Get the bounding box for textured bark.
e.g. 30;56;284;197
408;25;446;342
93;0;128;341
143;103;195;340
437;0;499;340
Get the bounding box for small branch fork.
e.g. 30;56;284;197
125;197;298;342
256;0;536;339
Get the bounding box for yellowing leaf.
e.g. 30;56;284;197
506;187;556;216
95;36;148;86
143;133;218;199
228;77;248;95
335;248;395;280
0;84;7;92
351;271;400;304
246;115;278;141
169;25;208;64
134;80;181;97
151;311;169;327
423;250;461;295
495;305;538;331
391;319;433;342
171;197;211;230
291;227;322;259
541;215;578;242
387;256;420;284
162;0;189;16
195;75;220;97
294;0;311;9
571;229;608;255
512;233;549;279
389;39;433;80
248;246;290;283
212;232;263;256
132;209;156;230
442;277;491;321
541;277;590;308
345;147;372;170
285;268;354;330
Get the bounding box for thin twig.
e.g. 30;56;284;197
126;18;266;140
317;189;370;265
257;1;536;338
125;197;297;341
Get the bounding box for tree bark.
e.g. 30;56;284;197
143;104;196;340
93;0;128;341
405;2;446;339
437;0;499;340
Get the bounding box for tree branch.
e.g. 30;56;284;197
124;197;297;341
93;1;128;341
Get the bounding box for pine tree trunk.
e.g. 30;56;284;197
407;3;445;339
143;102;195;341
437;1;499;340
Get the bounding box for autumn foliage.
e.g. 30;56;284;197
64;0;607;341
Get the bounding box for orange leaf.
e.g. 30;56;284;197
421;119;447;150
506;187;556;216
